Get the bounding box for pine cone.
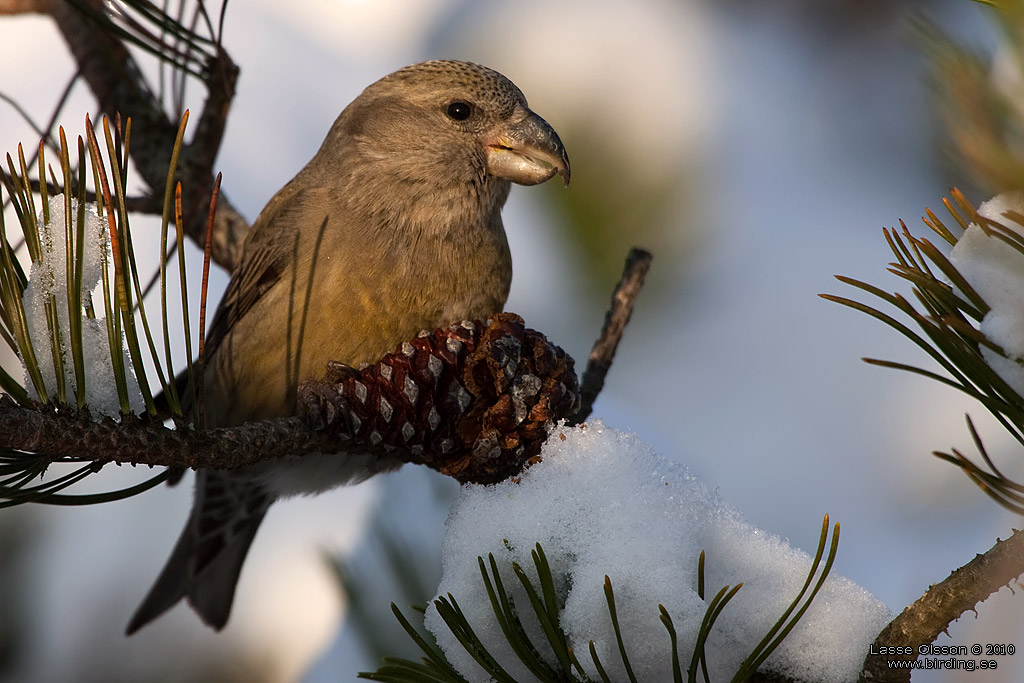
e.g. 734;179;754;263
297;313;580;484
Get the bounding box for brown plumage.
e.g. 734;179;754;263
126;60;569;633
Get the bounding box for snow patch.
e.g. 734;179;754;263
426;422;890;682
21;194;143;416
950;191;1024;398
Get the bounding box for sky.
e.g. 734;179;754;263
1;1;1022;681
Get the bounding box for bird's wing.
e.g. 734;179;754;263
204;185;319;360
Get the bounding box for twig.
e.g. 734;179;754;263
859;529;1024;682
569;247;652;425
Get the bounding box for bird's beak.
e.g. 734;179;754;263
485;110;571;187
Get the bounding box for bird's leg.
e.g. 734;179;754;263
323;360;360;384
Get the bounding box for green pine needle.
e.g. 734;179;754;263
732;516;840;681
826;190;1024;514
368;529;842;683
658;605;683;683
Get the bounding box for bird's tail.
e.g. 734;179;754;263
126;470;272;634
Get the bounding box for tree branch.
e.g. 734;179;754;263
570;246;652;425
48;0;248;269
0;398;323;470
860;529;1024;682
0;313;582;488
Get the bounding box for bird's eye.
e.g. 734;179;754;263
446;101;473;121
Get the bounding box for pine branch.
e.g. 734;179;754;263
1;313;581;490
859;529;1024;682
47;0;249;269
825;189;1024;512
0;396;319;470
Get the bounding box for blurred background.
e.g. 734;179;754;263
1;0;1021;681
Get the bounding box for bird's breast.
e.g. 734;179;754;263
305;212;511;370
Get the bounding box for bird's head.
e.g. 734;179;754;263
337;60;570;191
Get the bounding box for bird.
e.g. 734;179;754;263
126;60;570;633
